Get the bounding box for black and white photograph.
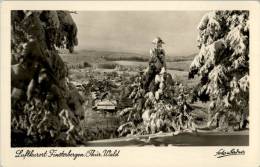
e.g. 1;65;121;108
1;1;260;167
9;9;250;147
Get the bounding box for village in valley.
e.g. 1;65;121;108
62;56;188;141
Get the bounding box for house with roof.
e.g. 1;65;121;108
93;99;117;112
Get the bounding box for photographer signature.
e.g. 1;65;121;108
214;148;245;158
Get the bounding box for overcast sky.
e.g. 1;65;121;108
72;11;207;57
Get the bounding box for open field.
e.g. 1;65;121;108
60;49;195;65
60;49;148;65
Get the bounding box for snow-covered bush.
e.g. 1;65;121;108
117;70;194;137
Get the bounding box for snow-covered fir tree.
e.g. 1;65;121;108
189;10;249;130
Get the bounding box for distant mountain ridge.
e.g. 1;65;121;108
60;49;197;65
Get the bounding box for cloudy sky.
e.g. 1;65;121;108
72;11;208;57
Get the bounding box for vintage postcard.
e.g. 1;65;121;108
1;1;260;167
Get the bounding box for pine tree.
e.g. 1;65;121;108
11;10;83;146
189;10;249;130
